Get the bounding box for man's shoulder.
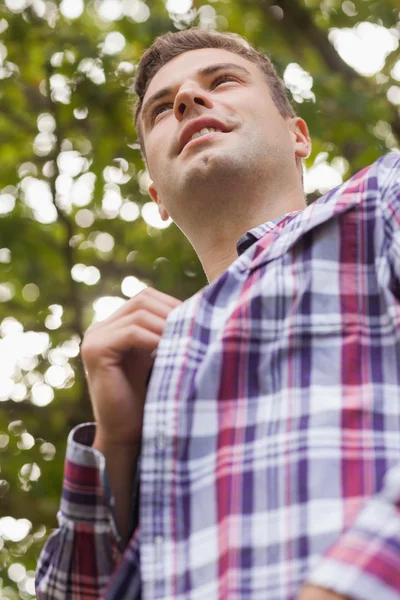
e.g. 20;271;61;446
312;151;400;211
374;150;400;176
245;153;400;274
373;151;400;199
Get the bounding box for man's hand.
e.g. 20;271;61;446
297;585;350;600
81;287;182;447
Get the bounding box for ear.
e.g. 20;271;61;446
148;182;170;221
289;117;311;160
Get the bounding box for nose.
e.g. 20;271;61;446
173;82;213;121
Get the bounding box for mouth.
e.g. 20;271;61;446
183;127;226;152
178;118;231;154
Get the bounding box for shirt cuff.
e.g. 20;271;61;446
307;466;400;600
60;423;140;554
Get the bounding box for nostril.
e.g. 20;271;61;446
194;97;205;106
178;103;186;115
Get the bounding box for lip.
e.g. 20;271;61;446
178;117;231;154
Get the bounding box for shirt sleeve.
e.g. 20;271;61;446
306;153;400;600
35;423;140;599
307;464;400;600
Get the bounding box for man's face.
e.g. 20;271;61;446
140;48;304;225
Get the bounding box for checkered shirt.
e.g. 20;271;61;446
36;153;400;600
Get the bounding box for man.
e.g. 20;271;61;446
36;27;400;600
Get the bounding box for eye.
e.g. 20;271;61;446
152;103;172;123
211;74;238;88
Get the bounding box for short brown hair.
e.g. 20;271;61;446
133;27;296;155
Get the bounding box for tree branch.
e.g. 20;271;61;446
269;0;358;80
257;0;400;144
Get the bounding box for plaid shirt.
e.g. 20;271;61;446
36;153;400;600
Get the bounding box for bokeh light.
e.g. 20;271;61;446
60;0;84;19
142;202;172;229
71;264;101;285
97;0;123;21
166;0;192;15
102;31;126;55
93;296;125;322
8;563;26;583
0;193;16;215
31;382;54;407
121;275;147;298
284;63;315;103
120;201;140;221
330;22;399;76
304;153;345;194
0;518;31;542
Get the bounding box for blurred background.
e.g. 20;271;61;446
0;0;399;597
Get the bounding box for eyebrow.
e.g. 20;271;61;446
141;62;252;125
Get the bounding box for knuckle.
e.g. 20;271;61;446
81;335;101;359
142;286;154;295
132;297;143;310
80;340;94;360
132;292;149;310
137;287;155;301
128;323;141;339
133;308;148;321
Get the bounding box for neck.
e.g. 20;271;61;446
186;186;306;283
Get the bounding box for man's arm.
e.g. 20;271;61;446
300;153;400;600
304;463;400;600
92;433;140;549
36;288;181;599
35;424;140;599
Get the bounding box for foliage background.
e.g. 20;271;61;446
0;0;399;597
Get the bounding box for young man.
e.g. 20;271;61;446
36;28;400;600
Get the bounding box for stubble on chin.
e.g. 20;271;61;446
182;144;245;185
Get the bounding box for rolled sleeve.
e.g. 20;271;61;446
307;463;400;600
62;423;139;553
36;423;140;599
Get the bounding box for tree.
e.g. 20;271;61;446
0;0;398;597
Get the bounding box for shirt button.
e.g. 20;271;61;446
154;535;163;562
156;430;166;449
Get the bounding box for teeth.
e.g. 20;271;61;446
189;127;221;142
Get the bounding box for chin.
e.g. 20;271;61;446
185;148;238;179
180;158;245;205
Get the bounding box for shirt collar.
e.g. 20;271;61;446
236;211;302;256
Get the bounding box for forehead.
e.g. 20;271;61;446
143;47;261;103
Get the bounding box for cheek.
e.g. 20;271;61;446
146;123;173;168
254;111;291;146
249;97;282;128
146;141;166;177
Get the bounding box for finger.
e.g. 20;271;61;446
96;299;175;332
146;287;183;307
83;322;162;369
113;323;161;354
83;311;165;361
91;289;181;328
100;309;168;338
